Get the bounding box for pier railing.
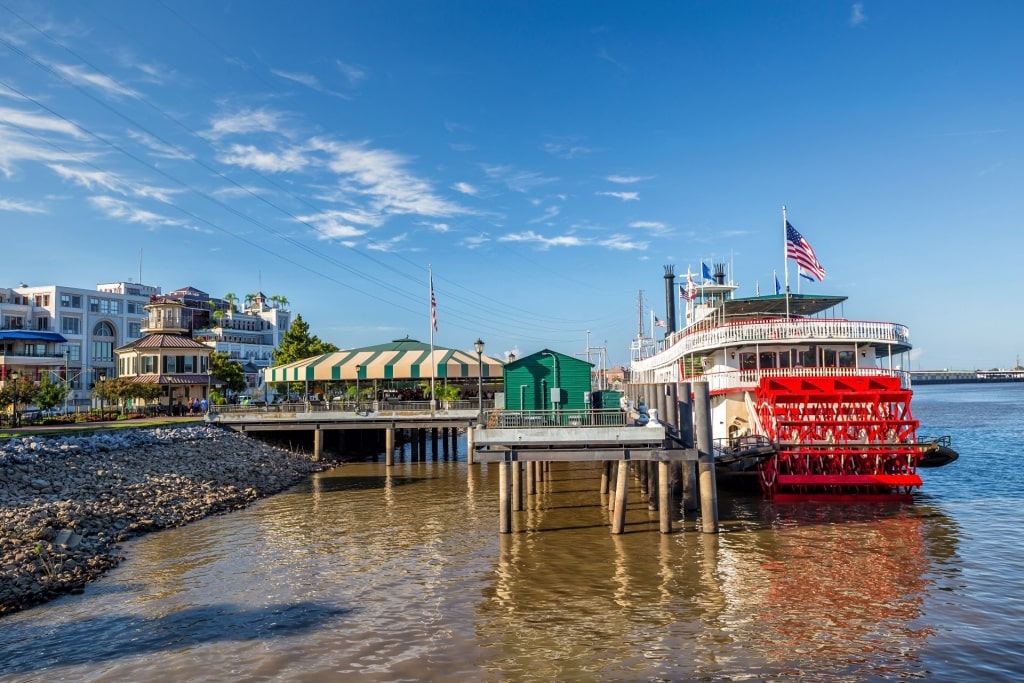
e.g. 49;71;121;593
483;408;628;429
210;398;494;416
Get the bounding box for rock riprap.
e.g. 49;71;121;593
0;424;327;616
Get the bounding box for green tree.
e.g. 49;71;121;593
1;376;40;416
36;374;69;413
272;314;338;365
210;351;247;395
223;292;239;312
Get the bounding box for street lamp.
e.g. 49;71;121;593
355;364;362;413
98;370;106;420
474;338;485;420
9;370;19;428
63;347;70;415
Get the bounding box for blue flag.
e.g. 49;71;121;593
775;273;781;295
701;261;712;281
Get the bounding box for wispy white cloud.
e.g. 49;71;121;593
597;190;639;201
462;233;490;249
424;221;450;232
449;142;476;152
599;234;648;250
528;206;561;224
298;208;377;239
218;144;309;173
850;2;867;26
51;63;139;98
541;140;594;159
452;181;478;196
49;164;179;203
630;220;667;232
367;232;408;252
313;138;470;218
0;133;80;178
88;195;185;228
483;164;558;193
607;174;649;184
126;130;192;160
498;230;584;249
271;69;349;98
0;198;46;213
336;60;367;86
0;106;85;139
205;108;289;139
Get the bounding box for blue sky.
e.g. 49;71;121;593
1;1;1020;370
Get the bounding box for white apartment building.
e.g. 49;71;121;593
2;281;293;406
1;281;157;409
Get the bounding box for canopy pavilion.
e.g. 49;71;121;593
265;337;506;398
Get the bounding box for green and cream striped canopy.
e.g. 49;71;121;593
266;337;505;383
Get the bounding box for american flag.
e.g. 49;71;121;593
785;221;826;282
654;315;666;328
430;275;438;332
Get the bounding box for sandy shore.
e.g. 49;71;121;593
0;424;329;617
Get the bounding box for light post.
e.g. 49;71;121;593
474;338;485;420
207;366;212;409
355;364;362;413
98;370;106;420
9;370;19;428
63;347;70;415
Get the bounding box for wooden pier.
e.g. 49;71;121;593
207;382;720;536
473;382;719;535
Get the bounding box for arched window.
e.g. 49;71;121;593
93;321;116;336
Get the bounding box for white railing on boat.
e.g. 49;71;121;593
633;318;909;371
693;366;911;393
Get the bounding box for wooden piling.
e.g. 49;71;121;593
512;460;523;511
499;460;512;533
313;426;322;461
611;459;629;534
693;382;719;533
466;426;475;465
385;427;394;466
658;460;672;533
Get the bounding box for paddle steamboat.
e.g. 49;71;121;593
630;260;957;500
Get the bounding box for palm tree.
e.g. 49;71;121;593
224;292;239;313
270;294;289;309
244;293;256;310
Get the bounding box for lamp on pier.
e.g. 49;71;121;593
355;364;362;413
474;338;485;420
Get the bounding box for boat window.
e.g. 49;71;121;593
838;350;856;368
739;352;757;370
796;347;816;368
823;348;837;367
778;350;792;368
759;351;776;369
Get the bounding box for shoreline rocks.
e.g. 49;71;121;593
0;424;329;617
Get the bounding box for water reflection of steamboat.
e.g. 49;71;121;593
631;258;957;499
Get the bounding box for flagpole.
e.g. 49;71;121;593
429;264;436;414
782;205;791;319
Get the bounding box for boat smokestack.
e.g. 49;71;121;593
663;265;676;335
714;263;727;285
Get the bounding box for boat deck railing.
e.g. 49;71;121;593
694;366;912;393
634;318;910;370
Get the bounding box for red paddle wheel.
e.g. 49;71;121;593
755;376;922;498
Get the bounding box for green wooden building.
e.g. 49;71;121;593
503;349;593;411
